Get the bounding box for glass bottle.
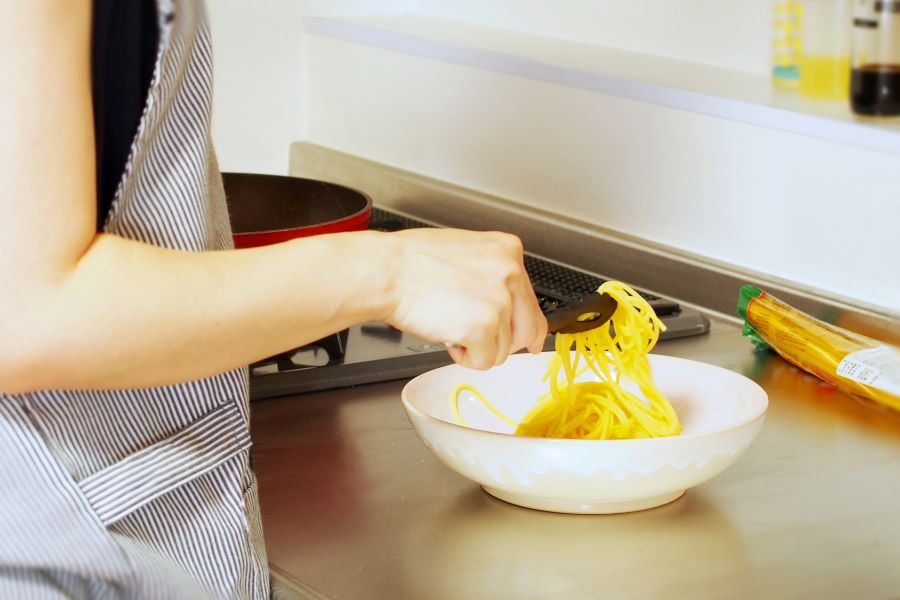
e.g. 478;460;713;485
798;0;853;100
851;0;900;115
773;0;803;89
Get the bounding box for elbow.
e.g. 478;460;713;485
0;253;97;395
0;301;60;395
0;342;48;395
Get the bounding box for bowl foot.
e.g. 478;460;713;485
482;486;685;514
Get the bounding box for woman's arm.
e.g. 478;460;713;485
0;2;546;394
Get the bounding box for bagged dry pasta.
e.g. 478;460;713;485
738;285;900;413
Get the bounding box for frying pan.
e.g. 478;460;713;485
223;172;373;366
222;172;372;248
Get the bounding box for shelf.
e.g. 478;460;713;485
304;13;900;156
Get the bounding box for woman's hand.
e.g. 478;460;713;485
382;228;547;370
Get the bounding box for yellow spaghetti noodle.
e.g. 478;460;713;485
452;281;681;440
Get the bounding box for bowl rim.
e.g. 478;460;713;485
401;353;769;445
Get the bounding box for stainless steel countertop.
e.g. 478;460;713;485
253;316;900;600
262;145;900;599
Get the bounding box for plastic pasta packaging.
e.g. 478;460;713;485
738;285;900;413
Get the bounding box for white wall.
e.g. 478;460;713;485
208;0;770;174
208;0;413;174
413;0;770;74
208;1;899;313
304;35;899;311
208;0;305;174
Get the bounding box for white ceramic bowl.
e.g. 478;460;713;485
402;352;768;514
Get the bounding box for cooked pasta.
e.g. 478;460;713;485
452;281;681;440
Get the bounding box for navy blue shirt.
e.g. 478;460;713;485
91;0;158;229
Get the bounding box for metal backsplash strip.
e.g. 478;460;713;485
289;142;900;341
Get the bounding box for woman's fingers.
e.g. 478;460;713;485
446;344;466;365
493;302;513;366
384;228;547;369
509;271;547;355
465;304;505;370
462;344;499;370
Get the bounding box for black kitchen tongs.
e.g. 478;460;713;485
545;292;618;334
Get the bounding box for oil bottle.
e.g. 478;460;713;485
798;0;853;100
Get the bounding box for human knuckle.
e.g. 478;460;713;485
507;233;524;253
484;256;516;284
487;231;520;251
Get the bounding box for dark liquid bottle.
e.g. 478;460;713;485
851;65;900;115
851;0;900;116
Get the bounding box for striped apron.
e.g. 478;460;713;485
0;1;269;597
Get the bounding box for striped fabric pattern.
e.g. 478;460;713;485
79;402;252;526
0;1;270;598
